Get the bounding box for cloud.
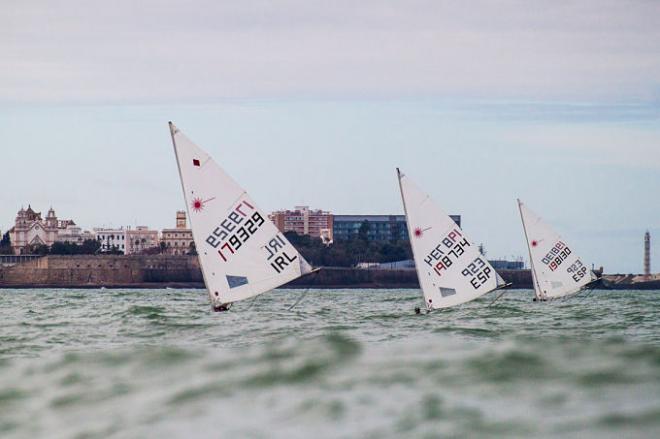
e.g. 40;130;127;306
2;0;659;104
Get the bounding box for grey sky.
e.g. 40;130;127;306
2;1;659;273
3;1;660;103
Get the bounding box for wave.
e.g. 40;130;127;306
0;289;658;438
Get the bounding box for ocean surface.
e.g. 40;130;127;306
1;288;659;439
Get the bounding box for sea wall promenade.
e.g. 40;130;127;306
0;255;203;288
0;255;536;289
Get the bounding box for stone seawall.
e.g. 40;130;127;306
0;255;203;288
0;255;534;289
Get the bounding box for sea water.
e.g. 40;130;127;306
0;289;659;438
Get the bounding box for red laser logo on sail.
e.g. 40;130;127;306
532;240;538;247
414;227;423;238
191;197;215;213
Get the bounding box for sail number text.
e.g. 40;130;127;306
541;241;572;272
567;259;588;282
423;228;470;276
264;234;299;273
461;257;493;289
204;201;266;262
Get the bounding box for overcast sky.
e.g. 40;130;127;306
2;0;659;273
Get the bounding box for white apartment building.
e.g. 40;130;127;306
93;228;127;254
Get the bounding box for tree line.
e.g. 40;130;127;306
284;231;412;268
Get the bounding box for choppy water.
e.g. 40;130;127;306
1;288;659;438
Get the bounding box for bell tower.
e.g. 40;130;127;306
176;211;187;229
46;207;58;228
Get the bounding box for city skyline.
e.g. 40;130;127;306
2;1;659;272
1;196;656;273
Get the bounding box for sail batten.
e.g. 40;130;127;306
169;122;311;308
398;169;504;310
517;199;596;300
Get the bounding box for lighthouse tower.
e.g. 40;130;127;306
644;231;651;278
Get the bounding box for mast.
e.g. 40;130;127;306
168;122;213;298
517;199;543;300
397;168;427;309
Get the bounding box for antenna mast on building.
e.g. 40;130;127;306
644;231;651;277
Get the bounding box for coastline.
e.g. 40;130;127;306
1;254;658;290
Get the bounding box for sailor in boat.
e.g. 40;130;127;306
213;303;231;312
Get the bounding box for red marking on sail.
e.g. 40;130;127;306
191;196;215;213
414;227;423;238
192;197;204;212
192;159;201;167
532;240;538;247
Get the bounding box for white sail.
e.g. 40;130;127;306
169;122;313;308
397;169;506;310
517;199;597;300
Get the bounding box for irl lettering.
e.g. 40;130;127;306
264;234;298;273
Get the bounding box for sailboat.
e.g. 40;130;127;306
517;199;598;301
169;122;315;311
397;169;509;311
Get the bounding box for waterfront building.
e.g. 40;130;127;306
9;206;80;254
489;259;525;270
332;214;461;242
93;228;126;254
55;221;95;245
125;226;159;255
161;211;194;255
269;206;333;241
358;258;522;271
356;259;417;270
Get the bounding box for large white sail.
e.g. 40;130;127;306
397;169;506;310
517;199;597;300
169;122;313;308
